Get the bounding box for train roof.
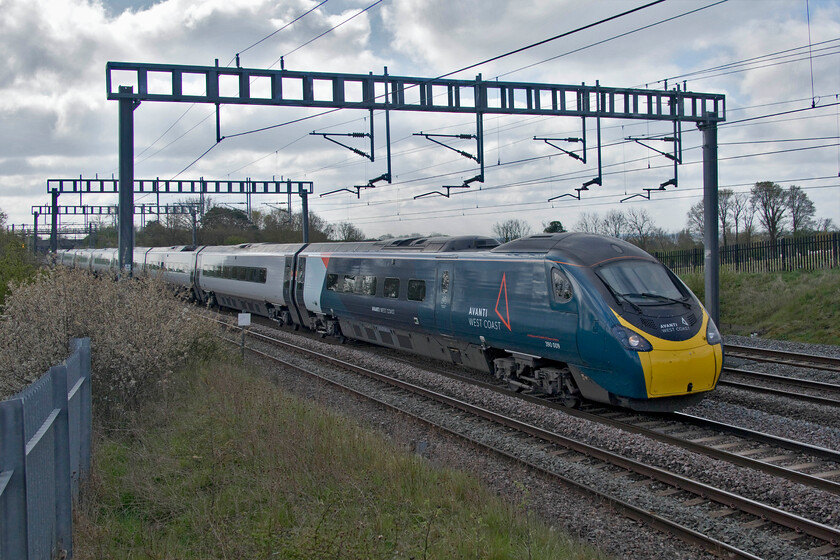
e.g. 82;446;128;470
198;242;306;254
305;235;500;253
492;232;656;266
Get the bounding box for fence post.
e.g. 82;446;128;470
70;338;92;483
0;399;29;560
50;366;72;560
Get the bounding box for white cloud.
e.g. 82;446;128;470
1;0;839;239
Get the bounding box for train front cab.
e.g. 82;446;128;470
572;257;723;411
608;310;723;410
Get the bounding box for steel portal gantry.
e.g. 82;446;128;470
106;61;725;323
33;202;204;250
47;176;313;274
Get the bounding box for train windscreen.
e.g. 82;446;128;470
596;260;688;306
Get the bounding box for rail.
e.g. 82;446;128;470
724;344;840;372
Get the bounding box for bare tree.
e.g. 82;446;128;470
786;185;816;236
718;188;735;246
574;211;601;233
492;218;532;242
625;207;655;251
751;181;787;245
648;227;674;252
685;201;704;239
334;221;366;241
730;192;753;244
600;209;627;238
816;218;836;232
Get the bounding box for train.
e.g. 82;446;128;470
58;232;723;411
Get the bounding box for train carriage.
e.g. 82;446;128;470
195;243;304;322
151;246;199;291
90;248;118;274
61;232;722;411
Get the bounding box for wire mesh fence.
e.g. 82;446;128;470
0;338;91;560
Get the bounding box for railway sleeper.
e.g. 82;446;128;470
493;355;582;407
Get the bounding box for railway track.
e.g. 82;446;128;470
719;366;840;407
209;315;840;559
725;344;840;373
393;358;840;495
720;344;840;407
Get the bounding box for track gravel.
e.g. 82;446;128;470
233;321;840;559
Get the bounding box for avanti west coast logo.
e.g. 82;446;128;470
467;273;512;332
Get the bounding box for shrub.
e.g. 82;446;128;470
0;267;217;419
0;230;39;305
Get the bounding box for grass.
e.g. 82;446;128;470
680;267;840;344
74;357;608;560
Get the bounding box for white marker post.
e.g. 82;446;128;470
238;313;251;360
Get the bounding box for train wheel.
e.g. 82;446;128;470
559;392;581;408
559;373;582;408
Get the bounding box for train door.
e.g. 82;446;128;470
292;256;309;326
546;264;579;361
282;256;293;306
435;264;453;333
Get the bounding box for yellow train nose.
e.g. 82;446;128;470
642;342;721;397
612;309;723;399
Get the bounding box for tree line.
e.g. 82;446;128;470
491;181;835;253
3;180;835;259
686;181;832;247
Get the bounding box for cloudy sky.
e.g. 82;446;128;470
2;0;839;239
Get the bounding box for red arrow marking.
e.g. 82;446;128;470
495;272;512;331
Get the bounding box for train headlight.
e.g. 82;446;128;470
706;318;722;345
611;325;652;352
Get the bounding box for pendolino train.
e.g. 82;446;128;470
60;232;722;411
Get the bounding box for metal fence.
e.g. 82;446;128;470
653;233;840;275
0;338;91;560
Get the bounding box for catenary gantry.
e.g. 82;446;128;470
105;61;725;323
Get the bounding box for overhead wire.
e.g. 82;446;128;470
171;0;388;177
269;0;384;66
128;1;839;228
228;0;330;65
217;0;671;143
219;0;713;180
134;0;332;172
299;98;840;191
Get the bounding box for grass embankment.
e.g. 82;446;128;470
75;358;607;560
681;268;840;344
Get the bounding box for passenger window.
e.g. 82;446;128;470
343;275;356;293
551;268;573;303
326;274;339;291
360;275;377;296
407;279;426;302
384;277;400;299
441;270;450;293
